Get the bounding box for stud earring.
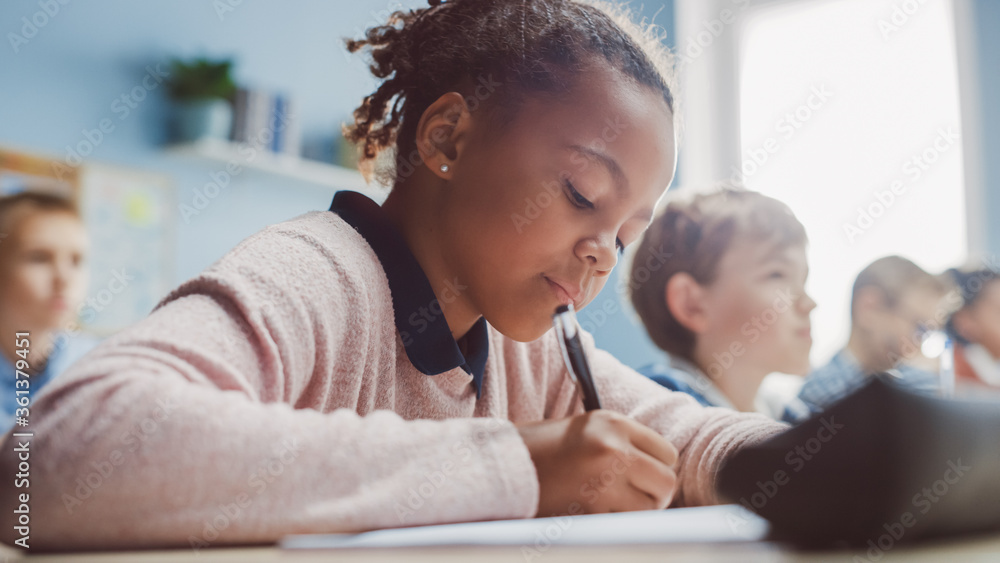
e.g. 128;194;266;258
440;164;450;173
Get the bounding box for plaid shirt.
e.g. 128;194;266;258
784;349;940;424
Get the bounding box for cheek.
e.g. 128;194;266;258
975;315;1000;346
3;267;51;302
713;286;773;332
66;269;89;302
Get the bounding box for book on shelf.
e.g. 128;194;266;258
230;87;301;158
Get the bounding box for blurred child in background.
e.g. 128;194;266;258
629;186;816;420
0;191;96;434
945;266;1000;399
790;256;949;421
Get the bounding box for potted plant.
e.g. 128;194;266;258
166;57;237;142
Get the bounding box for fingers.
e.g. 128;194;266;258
623;416;679;468
624;448;677;509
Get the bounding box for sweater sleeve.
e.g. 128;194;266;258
0;223;538;551
545;329;786;508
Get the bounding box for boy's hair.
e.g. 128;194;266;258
850;256;947;321
629;185;807;363
343;0;677;186
0;191;81;247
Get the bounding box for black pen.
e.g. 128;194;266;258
553;304;602;411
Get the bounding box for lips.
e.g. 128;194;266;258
545;276;584;309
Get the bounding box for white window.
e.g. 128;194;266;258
736;0;968;363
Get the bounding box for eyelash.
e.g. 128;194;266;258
563;180;624;256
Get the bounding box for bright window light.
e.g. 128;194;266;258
738;0;967;364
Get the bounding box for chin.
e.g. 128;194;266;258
486;312;553;343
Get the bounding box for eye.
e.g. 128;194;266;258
563;180;594;210
564;179;624;257
25;250;49;263
768;270;786;280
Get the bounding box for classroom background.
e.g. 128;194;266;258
1;0;998;371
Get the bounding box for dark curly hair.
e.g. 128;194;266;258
343;0;677;187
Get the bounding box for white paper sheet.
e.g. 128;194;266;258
280;504;769;550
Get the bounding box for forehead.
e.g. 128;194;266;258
979;279;1000;305
718;238;807;273
10;211;86;246
898;284;945;316
500;64;677;196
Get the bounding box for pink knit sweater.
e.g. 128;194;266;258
0;209;783;551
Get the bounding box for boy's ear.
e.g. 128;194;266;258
414;92;472;180
665;272;710;334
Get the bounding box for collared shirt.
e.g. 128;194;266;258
638;356;738;409
789;348;940;423
640;356;805;423
329;190;489;398
2;333;98;434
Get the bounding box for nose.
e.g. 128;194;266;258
52;254;79;292
576;235;618;275
798;291;817;314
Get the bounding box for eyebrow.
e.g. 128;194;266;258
566;144;654;222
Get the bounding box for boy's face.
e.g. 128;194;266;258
698;240;815;377
439;64;676;341
860;285;944;370
0;211;89;332
959;281;1000;358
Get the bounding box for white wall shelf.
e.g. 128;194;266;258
165;139;387;202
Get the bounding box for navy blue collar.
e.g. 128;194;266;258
328;190;489;398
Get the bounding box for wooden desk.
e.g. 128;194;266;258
3;535;1000;562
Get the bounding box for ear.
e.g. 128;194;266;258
414;92;472;180
665;272;710;334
